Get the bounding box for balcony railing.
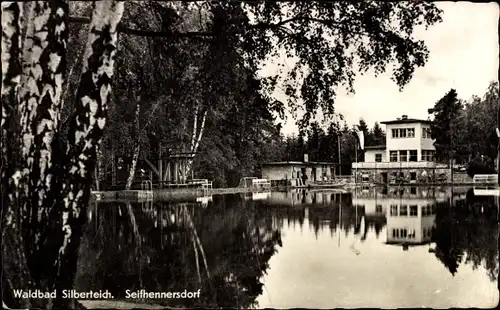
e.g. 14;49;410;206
352;161;437;169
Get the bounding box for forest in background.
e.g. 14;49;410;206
75;2;497;189
77;1;497;188
428;83;499;175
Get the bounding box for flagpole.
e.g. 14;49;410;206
338;136;341;176
355;142;358;184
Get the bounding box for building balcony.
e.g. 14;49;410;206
352;161;437;169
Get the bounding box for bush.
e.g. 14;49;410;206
466;156;497;178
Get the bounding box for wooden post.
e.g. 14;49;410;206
164;161;171;183
112;143;116;186
173;161;178;183
497;105;500;186
159;147;163;188
181;159;186;183
95;166;100;191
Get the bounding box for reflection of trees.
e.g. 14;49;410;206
432;190;498;281
76;194;282;308
263;193;365;239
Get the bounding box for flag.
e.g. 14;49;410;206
354;126;365;150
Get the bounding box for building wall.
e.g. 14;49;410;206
352;166;472;184
262;166;294;181
420;123;435;151
386;122;428;160
365;149;386;162
263;164;336;184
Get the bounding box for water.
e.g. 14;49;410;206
76;187;499;308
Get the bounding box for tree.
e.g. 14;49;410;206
68;1;443;185
428;89;463;162
435;82;500;166
69;1;443;129
371;122;385;146
1;1;124;308
465;82;499;163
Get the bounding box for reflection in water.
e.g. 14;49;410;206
77;195;282;309
76;187;498;308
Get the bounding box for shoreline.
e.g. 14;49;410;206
91;182;496;202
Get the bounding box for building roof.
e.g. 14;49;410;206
263;161;336;166
364;145;386;150
380;118;431;125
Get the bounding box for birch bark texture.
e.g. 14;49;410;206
1;1;124;308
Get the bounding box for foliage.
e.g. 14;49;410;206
466;155;496;178
428;82;499;164
428;89;463;161
193;69;285;187
371;122;386;146
239;1;442;128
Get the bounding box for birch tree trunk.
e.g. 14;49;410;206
125;100;141;190
186;109;207;176
1;1;124;308
1;3;33;308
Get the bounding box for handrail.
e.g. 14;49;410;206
141;180;152;191
473;174;498;183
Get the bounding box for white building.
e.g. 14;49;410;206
353;115;444;184
364;115;436;164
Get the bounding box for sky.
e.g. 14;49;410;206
260;2;499;136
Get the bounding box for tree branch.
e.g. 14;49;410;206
69;15;214;39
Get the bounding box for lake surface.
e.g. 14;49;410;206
76;186;499;308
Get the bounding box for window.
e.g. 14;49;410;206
399;205;408;216
393;229;399;238
422;150;435;161
407;128;415;138
390;151;398;162
410;205;418;216
399;128;407;138
422;205;432;216
376;205;382;213
410;186;417;194
422;127;432;139
362;174;369;182
375;153;382;162
410;172;417;181
409;150;418;161
400;229;408;238
392;129;399;138
399;150;408;162
390;204;398;216
408;229;416;239
392;128;414;139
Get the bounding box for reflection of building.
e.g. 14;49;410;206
262;161;336;186
266;190;347;206
352;116;450;184
386;203;436;246
352;186;438;248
